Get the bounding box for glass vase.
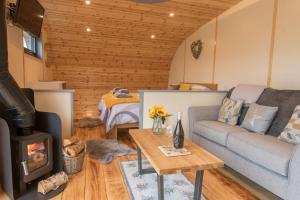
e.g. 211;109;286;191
152;117;163;135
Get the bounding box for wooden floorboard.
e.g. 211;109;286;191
61;126;261;200
0;186;9;200
0;125;263;200
85;157;105;200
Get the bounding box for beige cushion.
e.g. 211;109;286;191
279;105;300;144
218;98;244;126
193;121;247;146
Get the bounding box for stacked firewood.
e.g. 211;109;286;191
38;171;68;195
63;137;85;157
62;136;86;175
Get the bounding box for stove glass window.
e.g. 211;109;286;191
27;140;48;172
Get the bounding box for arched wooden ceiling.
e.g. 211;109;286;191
39;0;241;119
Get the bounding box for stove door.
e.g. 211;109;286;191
21;133;53;183
27;140;48;172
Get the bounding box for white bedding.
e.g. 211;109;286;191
98;99;140;133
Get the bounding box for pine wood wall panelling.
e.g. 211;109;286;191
40;0;241;120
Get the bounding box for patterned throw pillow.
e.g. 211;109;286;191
279;106;300;144
218;98;244;126
241;103;278;134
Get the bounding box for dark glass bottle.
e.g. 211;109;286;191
173;112;184;149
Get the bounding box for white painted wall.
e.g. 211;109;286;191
270;0;300;89
169;0;300;90
168;41;185;85
34;90;75;139
215;0;274;90
220;0;261;17
184;19;216;84
141;91;227;138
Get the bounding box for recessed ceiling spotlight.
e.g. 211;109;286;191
86;27;91;32
150;34;156;39
85;0;91;5
169;12;175;17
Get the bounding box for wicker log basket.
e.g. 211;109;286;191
62;145;86;175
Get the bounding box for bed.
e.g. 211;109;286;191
98;94;140;138
98;83;217;138
169;83;218;91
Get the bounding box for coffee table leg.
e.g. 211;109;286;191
137;147;156;175
157;174;164;200
194;171;204;200
137;147;142;175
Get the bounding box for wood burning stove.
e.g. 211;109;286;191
12;132;53;194
0;1;65;199
0;89;65;200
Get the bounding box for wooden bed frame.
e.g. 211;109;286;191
169;83;218;91
107;123;139;140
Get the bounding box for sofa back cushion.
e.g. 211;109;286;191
227;87;249;125
257;88;300;137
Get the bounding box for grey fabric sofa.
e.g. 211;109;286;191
188;88;300;200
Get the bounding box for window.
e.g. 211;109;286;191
23;31;43;59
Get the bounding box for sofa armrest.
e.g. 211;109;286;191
188;105;220;134
287;144;300;200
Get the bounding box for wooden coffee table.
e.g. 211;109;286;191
129;129;224;200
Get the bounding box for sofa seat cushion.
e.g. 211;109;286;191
227;132;294;176
193;121;247;146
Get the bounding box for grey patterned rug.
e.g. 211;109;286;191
86;139;136;164
120;160;207;200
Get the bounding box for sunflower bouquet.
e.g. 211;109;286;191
148;105;170;120
148;105;170;135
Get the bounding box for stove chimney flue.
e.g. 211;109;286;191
0;0;35;131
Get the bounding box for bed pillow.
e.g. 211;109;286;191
179;84;192;91
191;85;210;91
241;103;278;134
279;106;300;144
218;98;244;126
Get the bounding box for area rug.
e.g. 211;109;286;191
120;160;207;200
86;139;136;164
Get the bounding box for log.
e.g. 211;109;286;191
63;136;79;147
38;171;68;195
65;142;85;157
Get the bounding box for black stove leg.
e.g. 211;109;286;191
19;180;27;196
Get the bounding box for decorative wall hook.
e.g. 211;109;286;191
191;40;203;59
